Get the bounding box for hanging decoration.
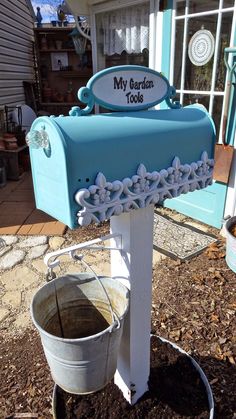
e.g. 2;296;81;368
188;29;215;66
69;27;88;69
76;16;91;40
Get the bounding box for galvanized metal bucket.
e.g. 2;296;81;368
225;216;236;273
31;273;129;394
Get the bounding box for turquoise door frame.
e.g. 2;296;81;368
165;183;227;228
162;2;236;229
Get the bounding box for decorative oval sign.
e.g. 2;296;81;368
79;66;172;111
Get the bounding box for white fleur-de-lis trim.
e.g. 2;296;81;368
74;152;214;226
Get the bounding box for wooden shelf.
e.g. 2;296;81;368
34;26;74;32
34;26;92;116
39;48;75;52
40;102;82;106
55;70;92;78
0;145;27;153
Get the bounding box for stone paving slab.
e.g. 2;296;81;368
1;266;39;290
0;236;18;246
0;246;12;257
23;287;40;309
2;290;22;308
18;236;48;248
27;244;49;260
49;236;66;250
0;250;26;270
0;308;9;323
31;259;54;274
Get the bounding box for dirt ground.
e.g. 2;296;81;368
0;223;235;419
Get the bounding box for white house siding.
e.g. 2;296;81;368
0;0;34;106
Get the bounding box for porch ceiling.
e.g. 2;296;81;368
65;0;108;16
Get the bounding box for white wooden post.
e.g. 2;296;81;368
110;205;154;405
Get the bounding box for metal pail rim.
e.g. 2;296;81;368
30;273;129;343
225;216;236;238
156;336;214;419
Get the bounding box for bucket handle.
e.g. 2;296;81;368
43;233;123;331
73;254;120;331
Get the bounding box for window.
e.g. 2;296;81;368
95;3;149;71
172;0;235;139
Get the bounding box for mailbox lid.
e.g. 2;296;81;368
29;105;215;229
51;106;215;183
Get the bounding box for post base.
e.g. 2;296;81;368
114;370;148;405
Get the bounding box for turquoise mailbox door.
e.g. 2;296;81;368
27;66;215;229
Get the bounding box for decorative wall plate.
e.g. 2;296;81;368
188;29;215;66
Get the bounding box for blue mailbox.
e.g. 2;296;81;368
27;66;215;229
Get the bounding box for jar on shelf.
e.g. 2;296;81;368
40;36;48;50
51;89;59;103
66;91;74;103
55;40;63;50
0;137;5;150
65;81;74;102
3;133;18;150
42;83;52;102
0;158;7;188
56;92;64;103
40;62;48;79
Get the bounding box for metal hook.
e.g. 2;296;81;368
46;268;57;282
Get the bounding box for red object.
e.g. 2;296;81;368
3;133;18;150
0;139;5;150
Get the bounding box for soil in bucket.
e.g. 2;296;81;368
54;336;210;418
229;223;236;237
